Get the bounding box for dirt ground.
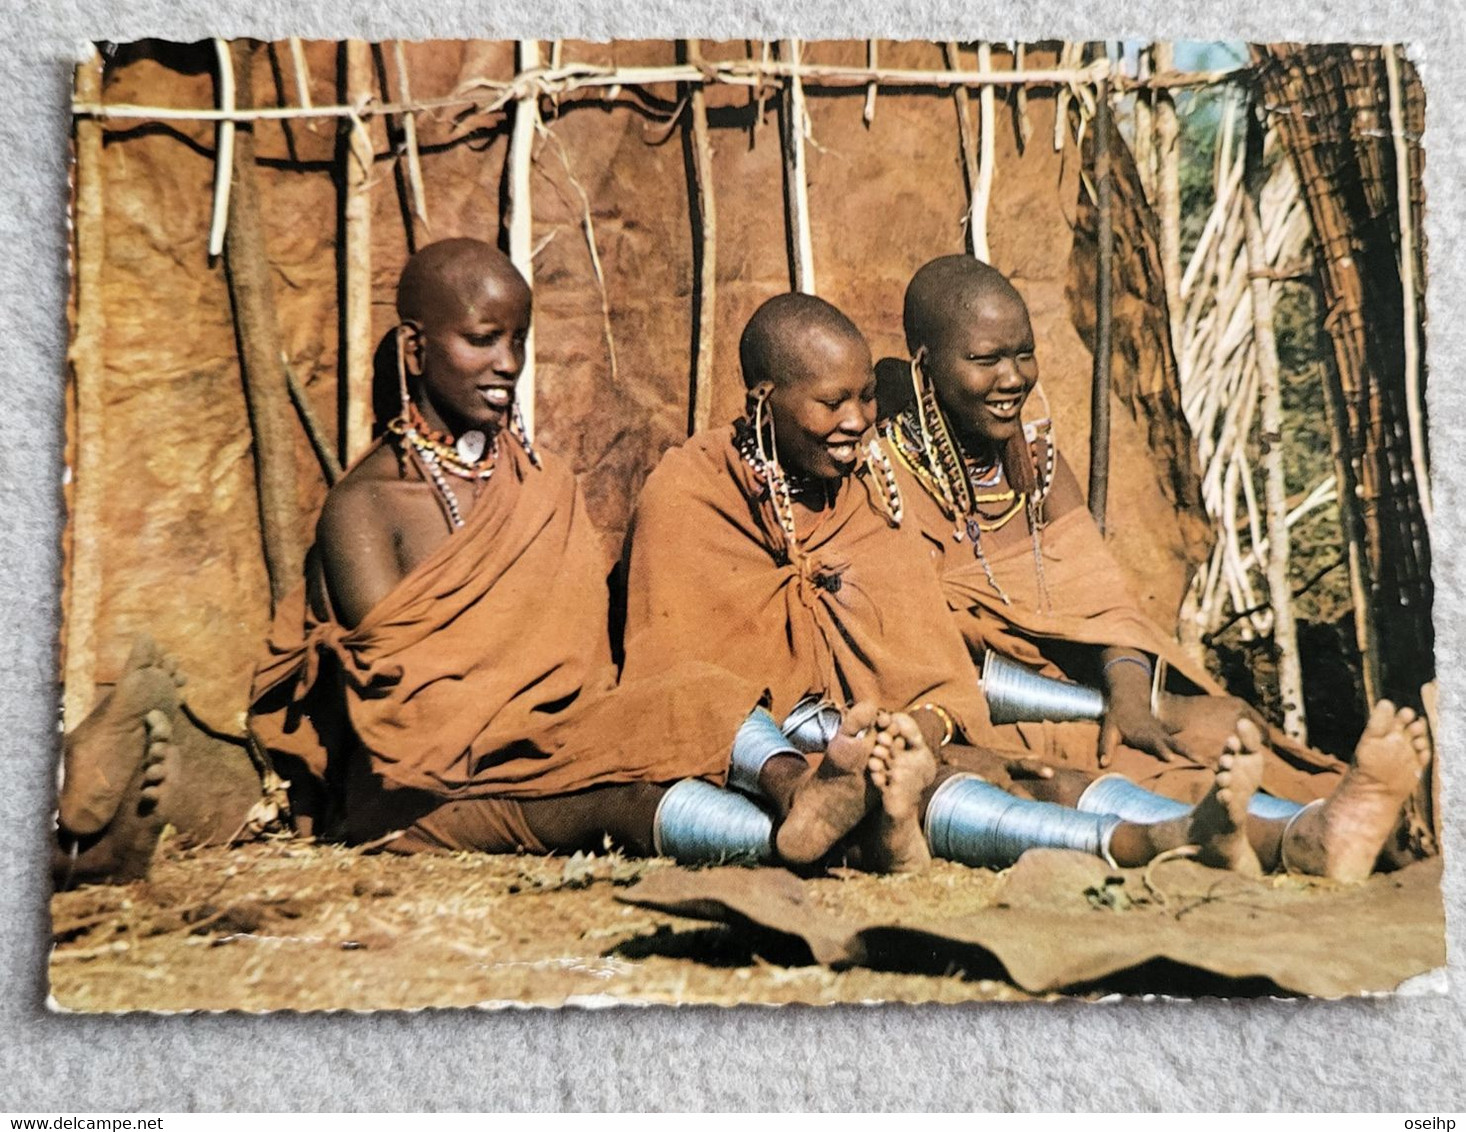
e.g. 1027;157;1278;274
48;835;1445;1013
49;837;1035;1012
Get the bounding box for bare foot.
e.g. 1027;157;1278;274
59;636;183;835
775;701;879;865
1282;700;1432;882
1141;718;1266;876
862;712;935;873
53;706;177;888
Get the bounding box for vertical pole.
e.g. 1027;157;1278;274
973;41;995;261
1243;103;1307;740
1087;60;1114;532
341;40;374;463
1153;41;1183;353
64;47;107;728
225;40;305;610
1384;44;1430;523
508;39;541;436
392;40;431;247
686;39;719;436
779;39;816;294
945;42;979;255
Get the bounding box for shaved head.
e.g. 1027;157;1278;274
903;255;1027;355
739;293;869;390
397;238;530;327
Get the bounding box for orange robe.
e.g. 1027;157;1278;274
621;425;994;739
250;438;757;845
884;430;1344;803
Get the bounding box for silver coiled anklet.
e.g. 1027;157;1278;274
727;708;804;796
652;779;775;865
1075;773;1306;823
924;773;1122;869
780;695;843;754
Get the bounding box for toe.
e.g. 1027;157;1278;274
124;634;161;671
143;709;172;742
1365;699;1396;737
843;701;881;735
1234;718;1264;750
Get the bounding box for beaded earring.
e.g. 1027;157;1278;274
509;397;542;468
747;383;800;552
864;438;904;527
395;324;414;420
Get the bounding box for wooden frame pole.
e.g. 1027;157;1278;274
508;39;541;436
686;39;719;435
1243;102;1307;740
779;39;817;294
1087;64;1115;531
341;40;374;463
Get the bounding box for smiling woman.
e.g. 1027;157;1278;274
743;294;878;482
904;255;1038;458
397;237;531;438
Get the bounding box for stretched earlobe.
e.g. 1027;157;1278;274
397;321;425;377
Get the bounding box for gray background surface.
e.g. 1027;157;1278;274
2;0;1462;1112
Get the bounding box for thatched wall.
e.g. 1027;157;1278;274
64;39;1207;727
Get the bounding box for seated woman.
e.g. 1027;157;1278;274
883;253;1356;808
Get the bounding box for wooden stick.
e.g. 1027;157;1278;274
1153;42;1182;350
508;39;541;437
945;43;980;253
973;41;996;261
779;39;817;294
288;38;313;111
74;58;1133;126
207;38;236;259
393;41;431;240
341;40;375;464
1087;63;1114;532
1243;103;1306;737
1053;42;1076;153
686;39;719;435
539;124;618;384
1014;43;1032;151
1385;43;1431;523
224;40;305;609
863;41;878;125
283;356;343;486
63;47;107;729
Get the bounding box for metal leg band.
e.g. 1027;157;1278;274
983;648;1106;725
1277;798;1326;873
780;695;843;754
727;708;803;796
925;773;1122;870
652;779;775;865
1076;773;1305;823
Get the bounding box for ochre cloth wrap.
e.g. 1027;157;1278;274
249;436;758;829
887;440;1345;804
622;426;993;738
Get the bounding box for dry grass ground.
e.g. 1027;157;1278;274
48;837;1033;1012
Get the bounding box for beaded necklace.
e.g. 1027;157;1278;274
387;403;499;530
733;418;904;561
885;405;1056;607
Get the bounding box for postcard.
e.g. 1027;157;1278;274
49;38;1443;1011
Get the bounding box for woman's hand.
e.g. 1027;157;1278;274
1097;648;1198;765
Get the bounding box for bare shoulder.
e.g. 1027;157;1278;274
314;445;411;628
316;446;403;546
